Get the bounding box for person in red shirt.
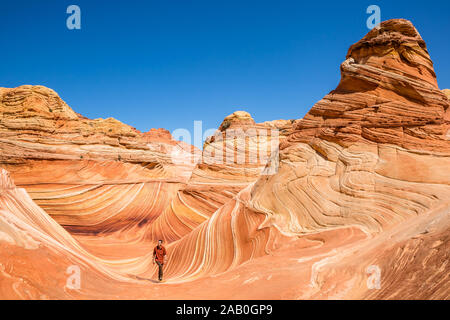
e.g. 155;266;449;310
153;240;167;281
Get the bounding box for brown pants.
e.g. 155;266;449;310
156;261;164;280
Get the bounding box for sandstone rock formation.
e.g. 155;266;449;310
0;19;449;299
0;85;203;253
0;85;196;175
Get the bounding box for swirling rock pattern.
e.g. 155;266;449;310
0;19;449;299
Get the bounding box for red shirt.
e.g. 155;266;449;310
153;245;167;264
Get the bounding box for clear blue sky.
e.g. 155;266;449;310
1;0;449;147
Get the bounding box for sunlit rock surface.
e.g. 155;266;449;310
0;19;449;299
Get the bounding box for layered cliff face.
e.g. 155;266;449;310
235;19;450;298
0;85;202;256
291;19;449;152
0;85;196;178
0;19;449;299
261;19;450;236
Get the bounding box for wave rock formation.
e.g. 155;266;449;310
0;19;449;299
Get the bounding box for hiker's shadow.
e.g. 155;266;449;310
147;279;160;284
128;274;160;283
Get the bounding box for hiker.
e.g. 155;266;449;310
153;239;167;281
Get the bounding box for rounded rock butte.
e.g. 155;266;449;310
0;19;449;299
